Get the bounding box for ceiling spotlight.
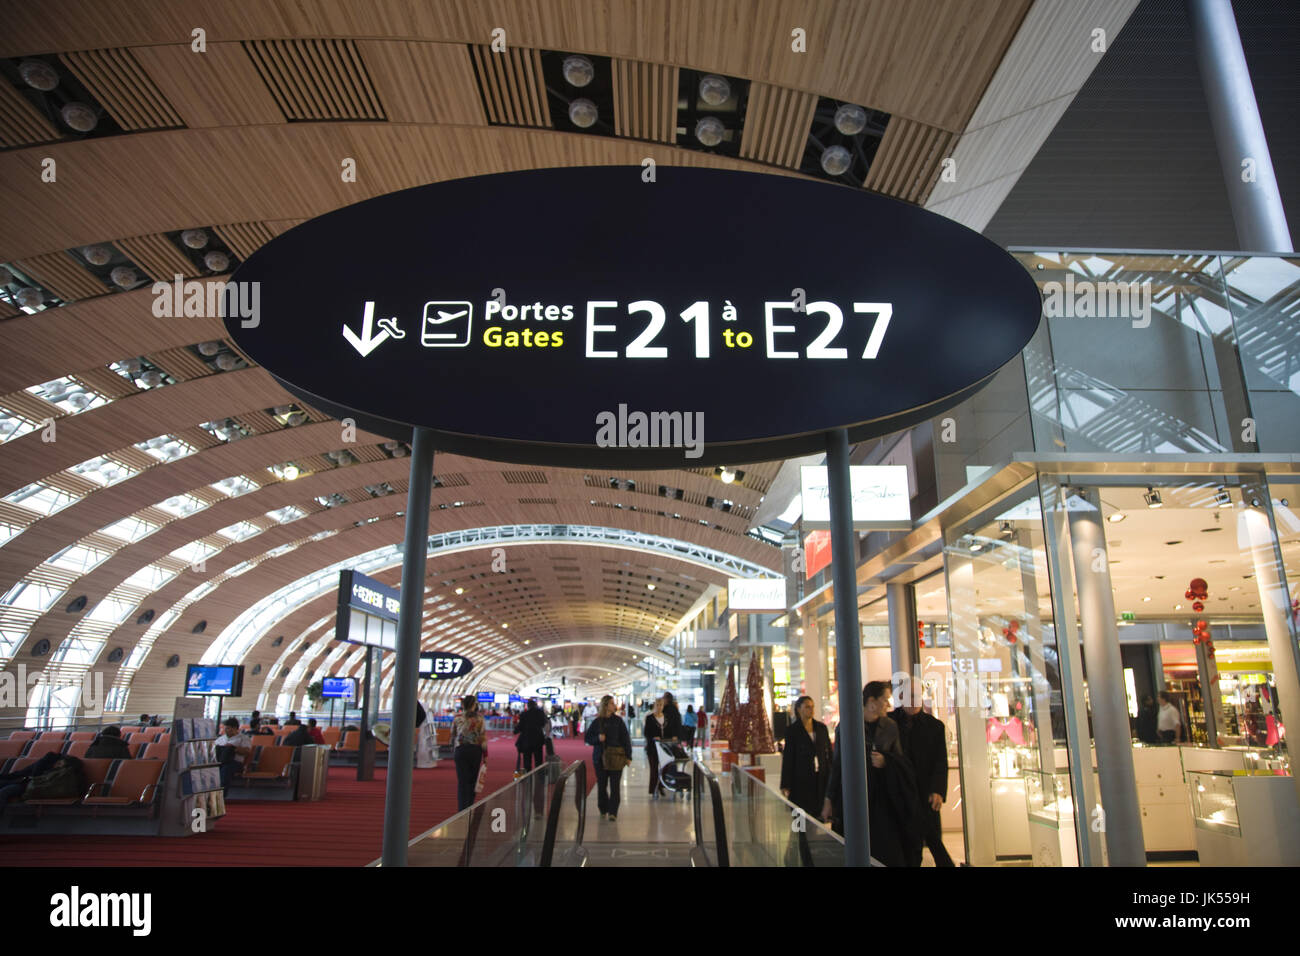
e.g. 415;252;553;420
646;583;655;591
833;103;868;135
60;102;98;133
999;521;1014;539
393;447;407;457
19;59;59;92
181;229;208;249
699;74;731;106
719;467;736;484
273;404;292;417
215;353;239;371
120;358;142;374
695;116;725;147
15;287;44;309
282;464;300;481
796;627;805;636
82;245;112;266
110;266;138;288
562;55;594;87
198;341;222;357
287;412;307;426
969;541;984;552
1143;487;1163;509
455;587;464;595
1107;512;1126;523
204;250;230;273
138;369;164;388
502;623;509;629
1249;496;1261;507
820;145;852;176
1215;486;1232;508
568;98;598;128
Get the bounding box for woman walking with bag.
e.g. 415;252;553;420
452;694;489;811
585;695;632;821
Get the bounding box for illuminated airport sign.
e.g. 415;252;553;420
226;166;1042;466
419;652;474;680
336;569;399;650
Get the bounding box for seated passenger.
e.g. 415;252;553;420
215;717;252;786
0;756;85;814
307;718;325;745
84;725;133;760
282;723;313;748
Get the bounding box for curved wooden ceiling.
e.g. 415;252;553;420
1;0;1031;717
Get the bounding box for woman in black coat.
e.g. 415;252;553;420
779;696;833;818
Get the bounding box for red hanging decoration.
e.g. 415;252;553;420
1187;579;1212;650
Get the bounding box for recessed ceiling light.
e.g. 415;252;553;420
1107;512;1126;523
1142;596;1151;602
502;623;509;629
454;587;464;594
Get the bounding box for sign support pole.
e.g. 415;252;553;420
826;427;870;866
381;426;435;867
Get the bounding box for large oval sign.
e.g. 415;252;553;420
226;166;1041;466
419;651;473;681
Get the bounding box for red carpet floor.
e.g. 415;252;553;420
1;733;595;867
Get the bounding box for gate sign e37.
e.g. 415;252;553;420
225;166;1042;467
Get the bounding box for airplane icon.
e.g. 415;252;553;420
421;301;473;347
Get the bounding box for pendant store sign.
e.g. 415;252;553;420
728;577;788;611
800;465;912;531
419;652;474;680
225;167;1042;467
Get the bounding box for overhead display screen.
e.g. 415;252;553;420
336;569;398;650
321;677;357;700
225;166;1043;467
185;664;244;697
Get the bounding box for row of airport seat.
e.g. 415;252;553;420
0;736;170;762
4;757;165;816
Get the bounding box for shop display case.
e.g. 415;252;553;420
1024;769;1084;866
1131;745;1195;853
1187;770;1300;865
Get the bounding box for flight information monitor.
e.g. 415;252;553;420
185;664;244;697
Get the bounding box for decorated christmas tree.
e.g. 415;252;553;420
716;664;740;741
732;652;777;754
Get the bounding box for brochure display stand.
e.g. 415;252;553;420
158;696;226;836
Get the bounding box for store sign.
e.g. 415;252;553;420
419;651;474;680
800;465;912;530
224;166;1042;467
536;685;562;696
728;577;787;611
804;530;833;580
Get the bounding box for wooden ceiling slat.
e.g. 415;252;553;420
130;42;286;129
469;46;502;124
115;234;195;283
212;222;275;260
12;252;109;302
355;41;485;127
60;48;182;132
145;346;213;382
338;38;385;119
0;79;59;148
301;40;345;119
73;367;137;400
1;391;58;421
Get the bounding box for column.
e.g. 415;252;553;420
380;428;435;867
1066;488;1146;867
887;581;918;694
1186;0;1294;252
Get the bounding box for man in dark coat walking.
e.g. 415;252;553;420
823;680;923;866
891;677;955;866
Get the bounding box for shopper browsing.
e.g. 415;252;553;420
1157;692;1183;744
644;697;667;798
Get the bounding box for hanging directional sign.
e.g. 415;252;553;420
419;651;474;680
225;166;1042;467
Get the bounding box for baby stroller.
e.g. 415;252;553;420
653;738;692;798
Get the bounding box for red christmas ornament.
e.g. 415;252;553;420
1190;577;1208;594
1192;601;1204;612
1185;590;1194;600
